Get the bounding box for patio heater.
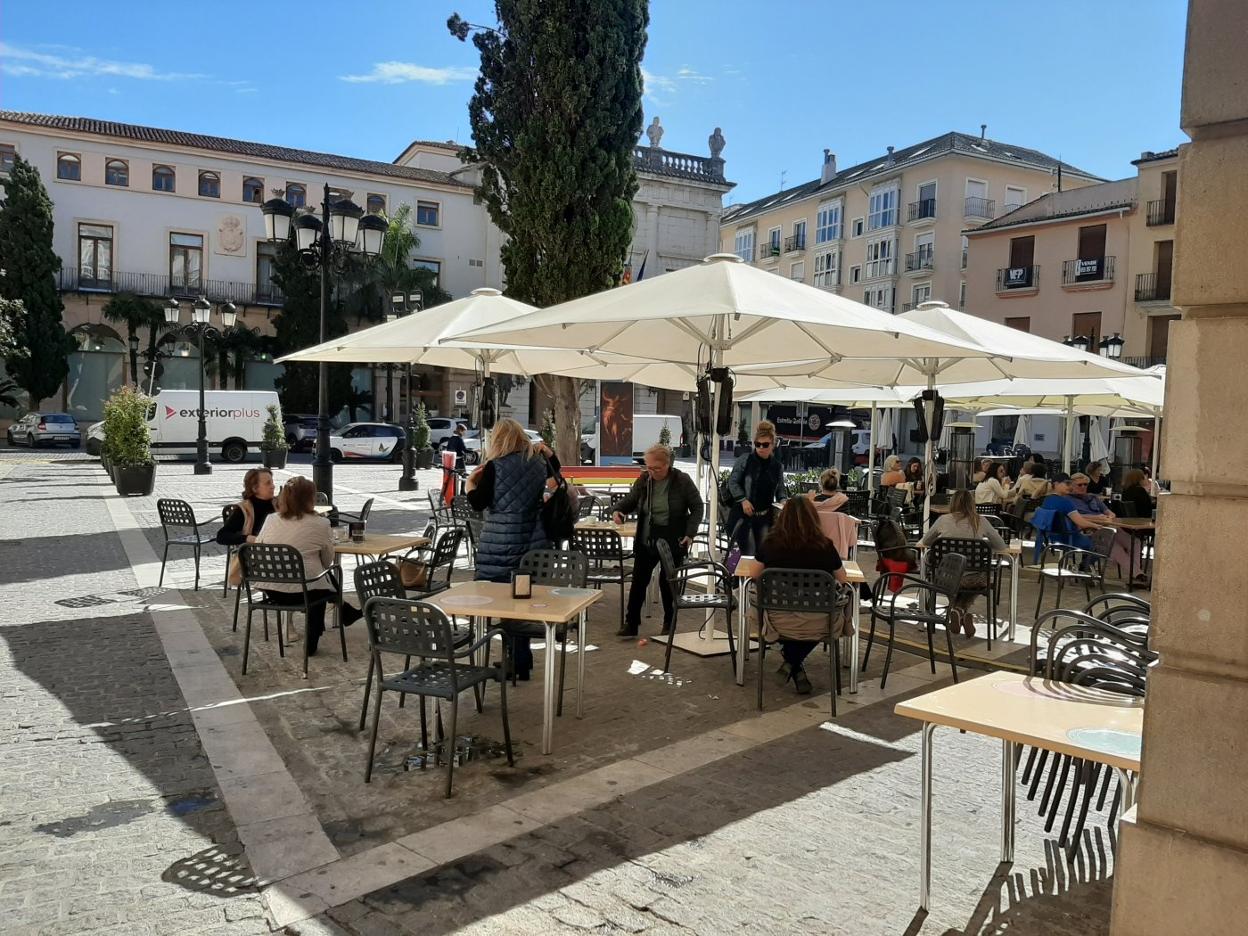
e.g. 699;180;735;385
827;417;856;474
946;421;980;490
1112;425;1149;487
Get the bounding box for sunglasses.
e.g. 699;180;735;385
754;440;772;449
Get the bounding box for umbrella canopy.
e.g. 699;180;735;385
941;372;1165;415
549;357;782;394
738;386;917;407
1013;413;1031;449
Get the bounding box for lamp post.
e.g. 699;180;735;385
1063;334;1091;354
164;296;237;475
127;332;140;385
392;290;424;491
261;185;387;502
1099;332;1125;360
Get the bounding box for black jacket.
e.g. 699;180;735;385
615;467;703;543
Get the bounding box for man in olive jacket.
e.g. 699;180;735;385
612;444;703;637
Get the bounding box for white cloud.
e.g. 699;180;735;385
0;42;205;81
676;66;712;84
339;62;478;85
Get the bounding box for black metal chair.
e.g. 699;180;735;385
863;552;966;688
1034;545;1109;618
426;490;452;535
237;543;346;677
336;497;375;526
598;491;629;522
975;504;1002;517
400;527;464;600
156;498;219;590
576;494;598;520
928;536;999;649
654;539;737;677
361;597;513;794
504;549;589;716
451;495;483;566
755;568;851;716
1082;592;1151;630
842;490;871;518
571;527;631;635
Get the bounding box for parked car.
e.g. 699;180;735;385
452;427;542;466
86;420;105;456
283;413;320;452
329;422;407;462
6;412;81;448
427;417;471;449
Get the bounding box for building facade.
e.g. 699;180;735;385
719;130;1101;315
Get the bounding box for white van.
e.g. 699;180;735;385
581;413;682;464
146;390;279;463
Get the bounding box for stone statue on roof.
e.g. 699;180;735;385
708;127;725;159
646;116;664;148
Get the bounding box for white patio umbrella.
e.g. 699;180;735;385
1013;413;1031;450
1088;417;1111;465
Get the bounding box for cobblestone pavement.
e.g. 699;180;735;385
2;451;1134;935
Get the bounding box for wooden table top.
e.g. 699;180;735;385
895;672;1143;771
313;504;334;515
574;519;638;538
422;580;602;623
1111;518;1156;531
333;533;430;556
735;556;865;585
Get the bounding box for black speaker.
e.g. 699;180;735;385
715;373;734;436
694;375;712;435
911;390;945;444
479;376;497;430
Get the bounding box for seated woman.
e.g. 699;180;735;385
904;457;926;495
755;497;848;695
1085;461;1110;495
971;458;993;485
1110;468;1154;586
975;462;1012;506
218;467;276;552
253;476;361;655
880;455;905;488
1006;460;1049;503
807;468;848;511
918;489;1006;638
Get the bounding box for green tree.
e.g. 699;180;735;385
0;297;24;407
450;0;647;462
0;154;75;410
102;293;162;385
343;203;451;323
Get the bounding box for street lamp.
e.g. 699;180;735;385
391;290;424;491
127;332;140;385
1064;334;1091;354
261;186;387;502
1099;332;1125;360
164;296;237;475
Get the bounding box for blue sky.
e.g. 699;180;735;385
1;0;1188;204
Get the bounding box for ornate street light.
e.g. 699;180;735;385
1064;334;1091;354
1099;332;1125;360
261;186;386;501
164;297;238;475
391;290;424;491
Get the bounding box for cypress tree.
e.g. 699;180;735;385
450;0;648;461
0;154;75;411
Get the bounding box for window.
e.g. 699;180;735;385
1004;185;1026;212
913;180;937;219
366;193;386;215
850;264;862;285
104;159;128;187
863;285;893;312
851;217;864;238
78;223;113;288
815;201;842;243
813;249;840;288
959;280;967;309
57;153;81;181
791;220;806;250
864;237;895;278
961;235;969;270
912;283;932;306
285;183;306;208
198;171;221;198
256;242;280;303
766;226;781;256
153;164;175;192
169;232;204;290
867;185;899;230
913;231;934;269
327;187;352;201
789;261;805;282
1005;316;1030;332
416;200;440;226
413;259;441;286
242;177;264;204
734;228;755;263
0;143;14;173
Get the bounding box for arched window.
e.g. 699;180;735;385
57;153;81;181
153;164;175;192
366;193;386;215
285;182;306;208
242;176;264;204
105;159;129;187
198;170;221;198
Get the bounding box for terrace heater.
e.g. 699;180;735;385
827;418;857;474
946;421;981;491
1111;425;1149;487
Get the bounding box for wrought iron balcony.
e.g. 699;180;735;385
1061;256;1115;286
1135;272;1172;303
1146;199;1176;226
996;265;1040;292
964;196;996;220
758;242;781;261
904;249;934;273
56;267;285;306
783;234;806;253
907;198;937;222
1123;354;1167;368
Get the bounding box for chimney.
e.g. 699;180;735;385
821;149;837;184
885;145;895;167
980;123;987;140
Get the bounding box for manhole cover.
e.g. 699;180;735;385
55;595;118;608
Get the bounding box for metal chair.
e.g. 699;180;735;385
156;498;219;590
220;505;247;631
975;504;1003;517
571;527;632;635
576;494;598;520
237;543;346;677
863;553;966;688
755;568;851;717
928;536;998;649
399;527;464;600
336;497;375;526
426;490;452;534
654;539;737;677
361;597;513;794
1082;592;1151;629
842;490;870;518
1034;545;1109;618
451;495;482;566
598;491;630;522
507;549;589;716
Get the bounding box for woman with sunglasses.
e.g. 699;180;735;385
726;419;786;554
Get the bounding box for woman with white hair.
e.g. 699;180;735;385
880;454;905;488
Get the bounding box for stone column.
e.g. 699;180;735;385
1110;2;1248;932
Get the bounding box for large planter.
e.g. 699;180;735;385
115;463;156;497
415;448;435;470
263;449;289;470
101;453;112;477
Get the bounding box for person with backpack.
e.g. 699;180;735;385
725;419;786;555
613;444;703;637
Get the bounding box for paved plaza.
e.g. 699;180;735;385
0;451;1144;935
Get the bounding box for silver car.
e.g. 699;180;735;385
7;412;81;448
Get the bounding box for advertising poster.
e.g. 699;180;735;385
599;381;634;465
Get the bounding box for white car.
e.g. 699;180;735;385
427;417;471;448
329;423;407;463
453;428;543;465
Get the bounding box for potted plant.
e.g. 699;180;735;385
658;420;672;448
261;404;289;469
412;402;434;469
735;422;751;457
103;385;156;496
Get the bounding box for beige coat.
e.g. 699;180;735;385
254;513;336;592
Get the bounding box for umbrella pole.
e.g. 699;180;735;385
868;403;877;496
1063;396;1075;474
923;371;934;535
704;368;723;647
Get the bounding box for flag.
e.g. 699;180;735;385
636;249;649;282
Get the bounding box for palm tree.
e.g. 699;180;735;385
102;293;161;384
